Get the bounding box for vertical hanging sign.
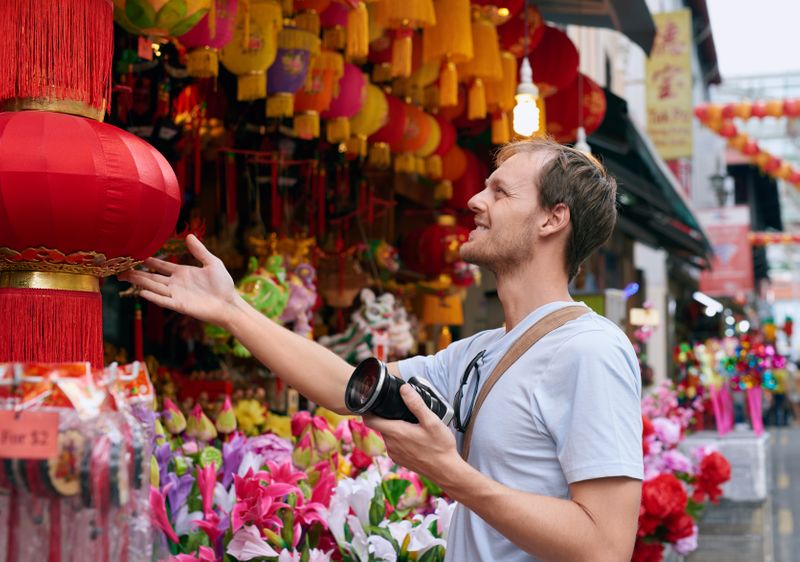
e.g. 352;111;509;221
698;206;755;298
646;9;694;159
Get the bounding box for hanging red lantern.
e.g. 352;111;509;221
742;139;760;156
434;115;456;156
721;103;736;119
440;145;468;182
528;25;579;97
693;104;709;122
400;215;471;278
545;74;607;144
751;101;767;118
784;99;800;118
718;121;737;139
497;4;545;58
368;94;408;152
0;111;180;366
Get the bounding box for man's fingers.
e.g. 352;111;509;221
142;257;178;275
400;384;438;426
124;273;171;298
133;269;171;286
139;289;175;309
186;234;217;267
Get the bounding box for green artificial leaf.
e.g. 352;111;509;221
369;485;387;527
418;545;446;562
199;446;223;469
187;482;203;513
281;506;295;546
419;474;443;497
180;530;210;554
154;0;188;30
382;479;412;509
123;1;156;30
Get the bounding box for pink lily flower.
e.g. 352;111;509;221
193;511;224;547
197;462;217;517
310;466;337;508
292;432;313;469
227;525;280;561
291;411;312;438
266;460;307;488
348;419;385;457
231;470;295;533
150;485;179;544
311;417;338;456
165;546;216;562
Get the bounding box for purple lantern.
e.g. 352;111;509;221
265;27;321;118
179;0;238;78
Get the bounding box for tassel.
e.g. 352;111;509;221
491;112;510;144
0;0;114;117
323;26;347;50
467;78;486;120
294;111;320;139
368;142;392;169
415;157;427;175
0;287;103;367
372;62;393;83
434;180;453;200
426;155;442;179
186;48;219;78
439;60;458;107
295;11;320;36
346;134;368;157
134;301;144;362
266;92;295;118
326;117;351;144
237;72;267;101
498;51;517;111
346;2;369;60
394;152;417;174
282;0;293;15
391;30;413;78
208;0;217;40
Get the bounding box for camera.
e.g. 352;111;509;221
344;357;454;425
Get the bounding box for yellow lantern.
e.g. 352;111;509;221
350;83;389;137
114;0;210;37
422;0;473;107
372;0;436;77
220;0;284;101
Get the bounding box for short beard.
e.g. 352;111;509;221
460;227;535;276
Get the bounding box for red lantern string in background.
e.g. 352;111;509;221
528;25;580;97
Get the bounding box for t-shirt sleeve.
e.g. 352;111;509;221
396;337;472;401
534;326;644;484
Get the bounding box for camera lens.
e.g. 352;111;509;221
345;358;386;413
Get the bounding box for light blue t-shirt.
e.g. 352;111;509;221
398;301;643;562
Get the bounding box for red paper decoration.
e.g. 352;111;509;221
528;25;579;97
545;74;607;144
497;4;545;58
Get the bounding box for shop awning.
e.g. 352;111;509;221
535;0;656;54
588;91;713;268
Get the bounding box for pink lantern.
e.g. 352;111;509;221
179;0;238;78
321;62;366;142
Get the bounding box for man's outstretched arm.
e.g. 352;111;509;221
119;234;354;413
366;384;642;562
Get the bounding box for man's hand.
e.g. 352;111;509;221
118;234;241;328
364;384;462;480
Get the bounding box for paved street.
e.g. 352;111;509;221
688;426;800;562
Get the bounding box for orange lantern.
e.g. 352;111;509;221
293;50;344;138
440;145;468;182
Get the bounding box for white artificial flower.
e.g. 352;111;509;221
278;549;301;562
238;451;265;477
213;482;236;513
435;498;457;540
346;514;370;561
173;504;202;537
307;549;333;562
323;494;350;543
367;535;397;562
381;519;413;546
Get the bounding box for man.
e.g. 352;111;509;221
121;138;643;561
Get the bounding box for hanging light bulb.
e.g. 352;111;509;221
574;126;591;154
512;57;540;137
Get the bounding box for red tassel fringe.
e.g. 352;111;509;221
0;288;103;367
0;0;114;112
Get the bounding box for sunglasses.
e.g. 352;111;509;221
453;350;486;433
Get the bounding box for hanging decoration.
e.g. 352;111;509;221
371;0;437;78
748;232;800;246
528;25;580;97
113;0;210;38
219;0;284;101
456;10;503;120
178;0;239;78
293;50;345;139
421;0;473;107
496;3;545;58
545;73;607;144
694;100;800;189
266;27;321;118
320;62;367;143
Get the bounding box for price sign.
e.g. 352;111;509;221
0;411;59;459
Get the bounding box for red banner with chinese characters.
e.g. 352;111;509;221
699;206;754;297
646;10;693;159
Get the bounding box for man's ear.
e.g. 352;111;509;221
540;203;571;237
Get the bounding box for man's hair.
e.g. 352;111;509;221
495;138;618;282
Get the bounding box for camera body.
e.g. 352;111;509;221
345;357;454;425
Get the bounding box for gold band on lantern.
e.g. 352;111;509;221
0;271;99;293
4;97;106;122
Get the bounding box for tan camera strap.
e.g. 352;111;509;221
461;305;590;461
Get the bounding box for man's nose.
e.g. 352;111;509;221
467;186;490;214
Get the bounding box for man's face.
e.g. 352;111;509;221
459;151;547;274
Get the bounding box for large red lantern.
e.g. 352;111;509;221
497;4;545;58
368;94;408;151
0;112;180;366
445;149;486;215
528;26;579;97
545;74;607;144
400;215;471;278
